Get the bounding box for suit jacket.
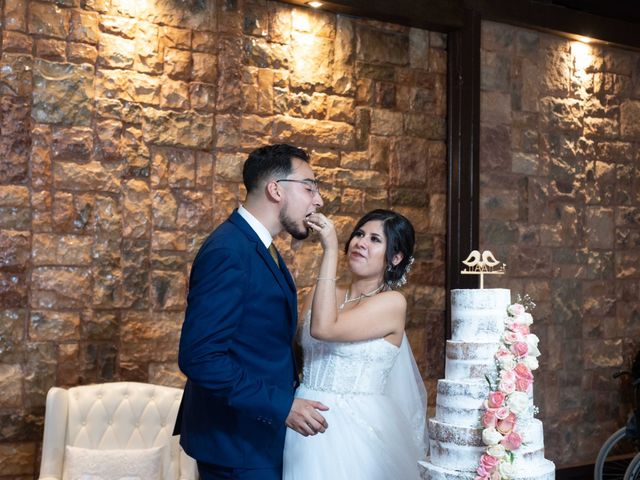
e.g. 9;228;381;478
174;209;298;468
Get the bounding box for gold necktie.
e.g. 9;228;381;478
268;243;279;268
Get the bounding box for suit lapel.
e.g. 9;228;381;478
229;211;298;326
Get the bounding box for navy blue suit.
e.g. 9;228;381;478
174;210;298;472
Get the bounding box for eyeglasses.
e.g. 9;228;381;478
275;179;321;195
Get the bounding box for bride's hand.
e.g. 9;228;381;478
305;213;338;251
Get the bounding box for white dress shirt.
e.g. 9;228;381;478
237;205;273;249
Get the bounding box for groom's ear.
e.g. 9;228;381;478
265;180;282;203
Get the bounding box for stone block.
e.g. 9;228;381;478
584;339;623;368
122;179;151;238
190;82;216;112
481;91;511;126
0;442;35;475
35;37;67;61
97;33;135;70
0;364;23;408
409;28;429;68
152;190;178;229
148;363;186;388
176;190;214;232
160;78;190;110
53;161;121;192
69;9;100;44
32;234;92;266
164;47;191;80
28;1;69;38
151;270;187;310
585;207;614;248
2;30;33;53
356;26;408;66
620;100;640;138
272;116;354;149
481;50;511;92
32;60;93;126
0;53;32;98
31;267;91;309
370;108;402;136
404;113;445;140
541;48;571;95
29;310;80;341
191;31;217;53
23;342;57;407
289;33;331;90
143;108;214;149
192;52;217;83
1;96;31;184
4;0;27;32
615;251;640;279
0;230;30;272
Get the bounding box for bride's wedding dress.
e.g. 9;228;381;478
283;312;427;479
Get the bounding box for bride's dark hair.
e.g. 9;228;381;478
344;209;415;288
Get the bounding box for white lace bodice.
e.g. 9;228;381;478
299;311;400;395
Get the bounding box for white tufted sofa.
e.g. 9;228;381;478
38;382;197;480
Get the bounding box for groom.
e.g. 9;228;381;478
174;144;329;480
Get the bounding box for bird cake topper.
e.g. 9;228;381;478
461;250;506;289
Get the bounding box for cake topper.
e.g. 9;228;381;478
461;250;506;289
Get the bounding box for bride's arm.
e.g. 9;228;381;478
304;213;339;336
305;213;405;345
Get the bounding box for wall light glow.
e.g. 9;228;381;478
307;1;323;7
571;41;593;72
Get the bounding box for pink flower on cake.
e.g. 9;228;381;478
498;378;516;395
482;409;497;428
476;298;540;480
500;369;516;382
502;330;522;344
514;363;533;380
508;322;530;336
501;431;523;450
480;454;500;470
496;412;516;434
488;391;506;408
495;406;510;420
515;377;532;392
510;341;529;358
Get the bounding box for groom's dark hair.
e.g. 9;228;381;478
243;144;310;193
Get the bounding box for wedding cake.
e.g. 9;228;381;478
421;288;555;480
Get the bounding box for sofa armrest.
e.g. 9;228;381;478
39;387;69;480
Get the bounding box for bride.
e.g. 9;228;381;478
283;209;427;479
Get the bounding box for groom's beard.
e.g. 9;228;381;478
280;206;310;240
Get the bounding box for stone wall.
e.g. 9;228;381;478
480;20;640;467
0;0;447;475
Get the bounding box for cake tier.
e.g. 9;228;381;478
420;458;556;480
428;418;547;472
435;379;534;428
451;289;510;342
445;340;501;381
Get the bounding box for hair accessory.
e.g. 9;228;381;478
387;256;415;289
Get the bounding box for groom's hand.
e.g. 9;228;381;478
285;398;329;436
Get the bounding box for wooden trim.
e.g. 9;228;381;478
445;9;481;338
278;0;640;51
